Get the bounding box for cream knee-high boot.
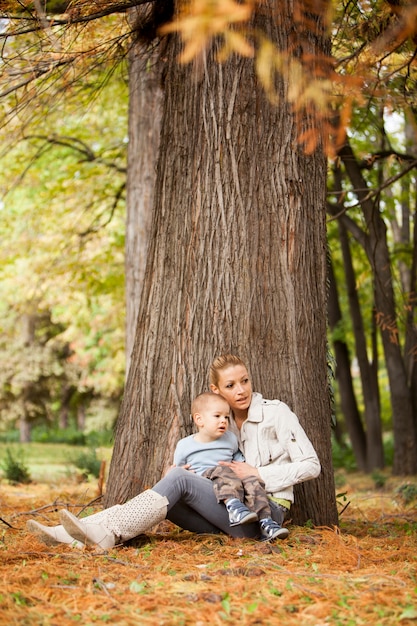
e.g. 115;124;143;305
59;489;169;549
26;520;84;548
27;507;111;546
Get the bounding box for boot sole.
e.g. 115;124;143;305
27;520;60;546
59;510;93;545
59;510;116;549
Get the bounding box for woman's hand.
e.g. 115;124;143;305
218;461;260;480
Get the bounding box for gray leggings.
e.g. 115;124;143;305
152;467;287;538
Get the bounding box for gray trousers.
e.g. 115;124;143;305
152;467;287;537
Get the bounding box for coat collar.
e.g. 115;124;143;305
246;392;263;422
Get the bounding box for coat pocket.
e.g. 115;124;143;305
259;426;287;465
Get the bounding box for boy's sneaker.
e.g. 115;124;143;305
260;517;289;541
225;498;258;526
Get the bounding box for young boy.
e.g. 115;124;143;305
173;392;288;541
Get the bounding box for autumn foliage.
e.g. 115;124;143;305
2;0;416;155
1;474;417;625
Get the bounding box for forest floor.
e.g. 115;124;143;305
1;470;417;626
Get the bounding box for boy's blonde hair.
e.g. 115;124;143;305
191;392;229;417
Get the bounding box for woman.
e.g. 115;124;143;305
27;354;321;548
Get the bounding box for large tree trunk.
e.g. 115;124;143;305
125;9;163;374
106;2;338;526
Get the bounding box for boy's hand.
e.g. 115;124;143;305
164;464;193;476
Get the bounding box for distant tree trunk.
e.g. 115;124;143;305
20;313;36;443
340;222;384;470
327;255;367;471
392;111;417;412
59;385;72;429
338;140;417;475
106;1;338;527
19;401;31;443
403;111;417;425
77;404;86;431
329;163;384;471
59;408;68;430
125;8;163;374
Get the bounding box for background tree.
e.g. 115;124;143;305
0;12;129;439
327;253;368;472
327;109;417;474
325;0;417;474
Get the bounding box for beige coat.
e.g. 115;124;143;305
229;392;321;504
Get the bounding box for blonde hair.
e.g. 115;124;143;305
209;354;248;387
191;392;229;417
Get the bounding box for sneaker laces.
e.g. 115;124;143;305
226;499;256;524
260;518;281;535
259;517;289;540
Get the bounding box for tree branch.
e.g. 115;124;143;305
1;0;153;36
0;56;76;98
359;150;417;170
78;182;126;237
24;133;127;173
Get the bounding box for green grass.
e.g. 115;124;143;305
0;442;112;482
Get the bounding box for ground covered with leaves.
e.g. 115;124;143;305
1;473;417;626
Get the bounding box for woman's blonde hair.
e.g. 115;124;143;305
209;354;248;387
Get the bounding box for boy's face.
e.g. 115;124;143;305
194;396;230;442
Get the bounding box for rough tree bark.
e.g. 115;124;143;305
125;8;163;374
106;1;338;526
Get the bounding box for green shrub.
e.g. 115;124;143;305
332;433;395;471
70;447;102;478
396;482;417;504
30;426;113;446
331;437;357;471
0;430;20;443
0;448;31;484
31;426;87;445
371;470;387;489
85;429;113;447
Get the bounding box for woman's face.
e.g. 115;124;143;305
211;364;252;412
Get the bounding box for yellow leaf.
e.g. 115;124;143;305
255;37;281;103
217;30;254;62
179;38;209;64
160;0;254;63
